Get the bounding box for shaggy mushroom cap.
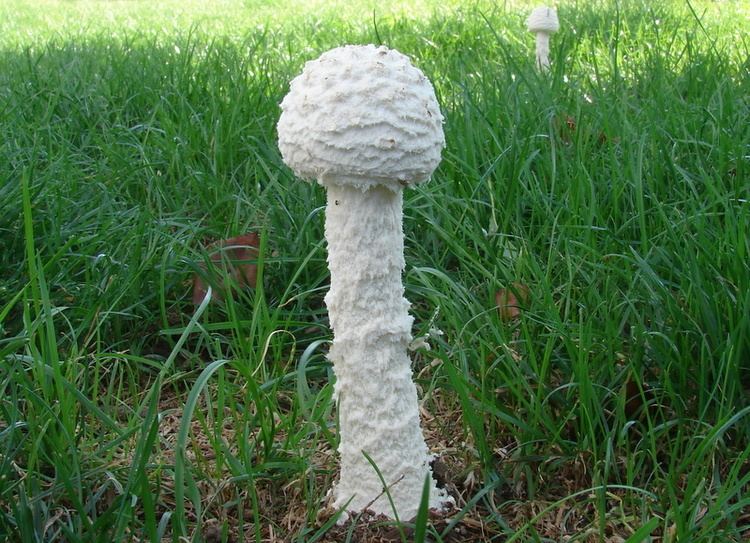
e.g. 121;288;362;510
277;44;445;191
526;6;560;33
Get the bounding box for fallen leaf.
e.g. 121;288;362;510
496;282;530;322
554;113;577;145
597;132;621;146
565;115;577;131
193;232;260;306
623;376;655;419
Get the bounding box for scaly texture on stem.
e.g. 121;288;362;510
535;32;551;71
324;183;448;519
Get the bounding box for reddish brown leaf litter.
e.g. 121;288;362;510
496;282;530;322
554;112;621;148
193;233;259;306
314;508;491;543
565;114;577;132
622;376;658;419
554;112;576;145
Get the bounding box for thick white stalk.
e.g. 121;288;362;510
535;32;551;71
323;182;449;519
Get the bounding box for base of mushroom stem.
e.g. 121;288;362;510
327;467;456;525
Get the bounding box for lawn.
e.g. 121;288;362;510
1;0;749;541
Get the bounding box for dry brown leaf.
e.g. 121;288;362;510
495;282;530;322
193;232;260;306
565;115;577;131
554;113;577;145
623;377;655;419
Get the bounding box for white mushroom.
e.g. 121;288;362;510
526;6;560;71
277;44;453;520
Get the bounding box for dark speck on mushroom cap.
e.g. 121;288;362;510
277;44;445;191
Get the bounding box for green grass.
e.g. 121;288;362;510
1;0;749;541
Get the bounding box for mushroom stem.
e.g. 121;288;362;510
535;32;551;71
323;183;442;519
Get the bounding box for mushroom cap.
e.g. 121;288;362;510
526;6;559;33
277;44;445;190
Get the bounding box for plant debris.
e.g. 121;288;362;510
192;233;260;306
495;282;531;322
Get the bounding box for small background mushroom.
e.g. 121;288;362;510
526;6;560;71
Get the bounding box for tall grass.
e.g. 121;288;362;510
1;0;748;541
